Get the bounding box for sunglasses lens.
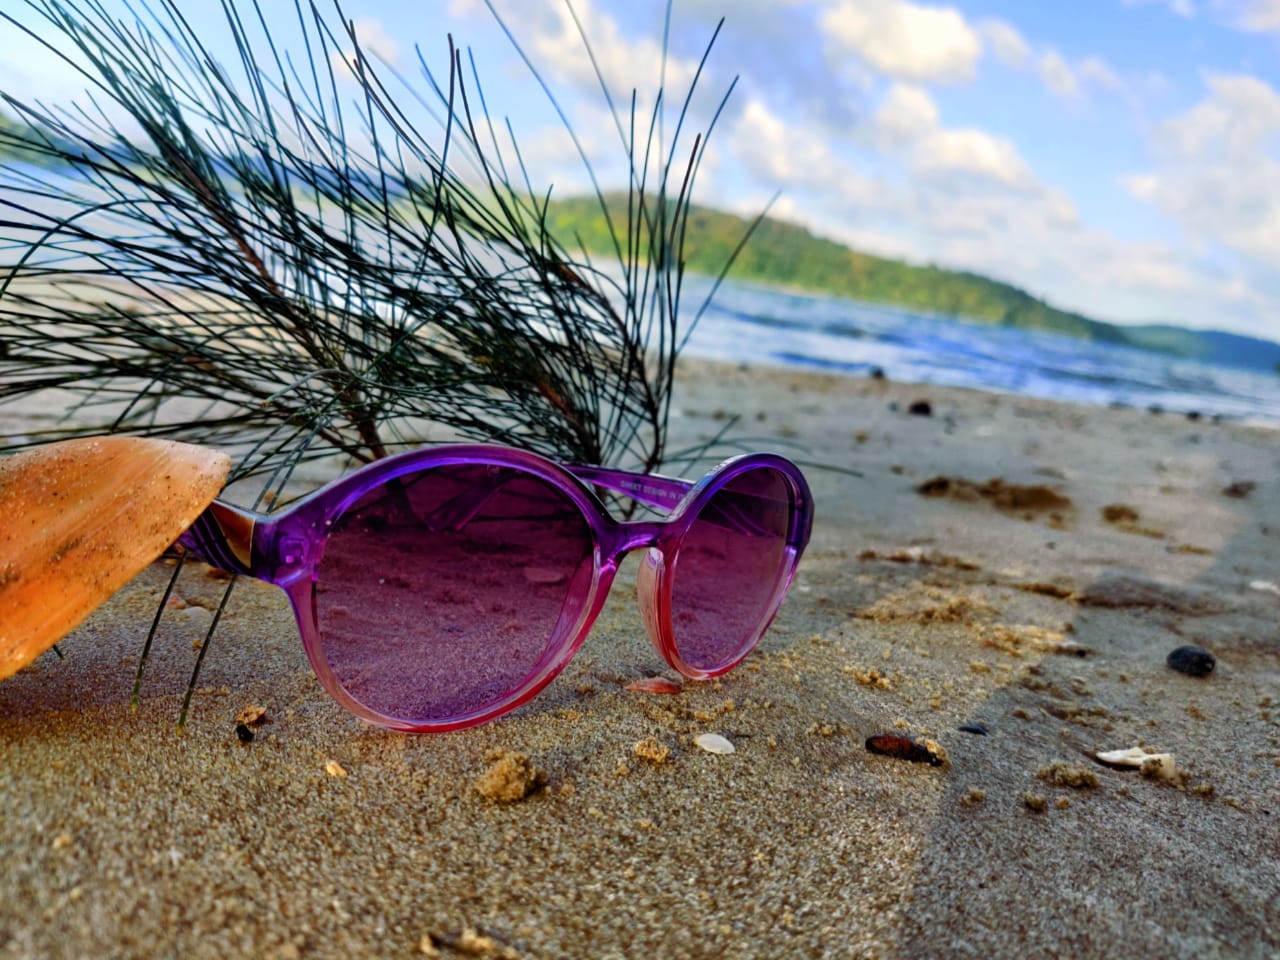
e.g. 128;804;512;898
313;464;593;724
670;465;795;672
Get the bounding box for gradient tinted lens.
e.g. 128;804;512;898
313;464;593;723
669;466;794;671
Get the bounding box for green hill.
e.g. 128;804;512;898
544;194;1280;372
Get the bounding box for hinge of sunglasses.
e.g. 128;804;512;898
191;501;256;574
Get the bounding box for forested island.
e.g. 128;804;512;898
544;194;1280;374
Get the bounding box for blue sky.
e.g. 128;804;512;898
2;0;1279;339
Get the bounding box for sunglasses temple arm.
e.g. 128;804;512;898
565;465;692;510
177;500;259;577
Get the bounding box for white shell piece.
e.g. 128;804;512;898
1096;746;1177;781
1248;580;1280;595
694;733;736;755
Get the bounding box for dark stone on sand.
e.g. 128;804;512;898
1072;573;1218;615
1148;404;1164;415
870;366;886;380
1186;410;1202;421
1167;645;1216;678
958;724;989;736
1222;480;1256;499
908;399;933;417
235;723;255;743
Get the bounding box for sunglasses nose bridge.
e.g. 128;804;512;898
604;520;682;673
604;520;671;566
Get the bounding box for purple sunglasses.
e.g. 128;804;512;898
179;444;814;732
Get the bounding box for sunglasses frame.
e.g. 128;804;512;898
180;443;814;732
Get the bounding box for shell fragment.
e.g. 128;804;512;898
1096;746;1177;781
694;732;736;755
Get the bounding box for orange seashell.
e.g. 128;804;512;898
624;676;683;695
0;436;230;680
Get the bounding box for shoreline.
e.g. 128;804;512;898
0;359;1277;958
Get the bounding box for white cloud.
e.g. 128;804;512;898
979;19;1030;69
730;98;839;186
874;83;940;144
462;0;702;106
1230;0;1280;31
1129;72;1280;272
1153;72;1280;157
1038;50;1078;97
329;17;402;78
913;128;1035;189
1121;0;1196;17
348;18;400;66
1036;49;1127;100
1079;57;1123;92
819;0;982;85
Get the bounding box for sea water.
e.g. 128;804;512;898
680;277;1280;429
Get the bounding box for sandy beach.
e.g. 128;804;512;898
0;358;1276;959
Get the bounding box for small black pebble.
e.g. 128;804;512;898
1186;410;1202;421
1167;644;1215;678
908;399;933;417
869;366;887;380
235;723;255;743
958;724;989;736
1148;404;1164;415
1222;480;1255;499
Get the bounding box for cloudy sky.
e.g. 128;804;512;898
2;1;1279;339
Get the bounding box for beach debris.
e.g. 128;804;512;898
324;760;348;779
869;366;887;380
1022;792;1048;812
236;704;268;726
1222;480;1256;499
1166;644;1216;677
961;788;986;805
1036;762;1099;789
865;733;949;767
1015;580;1075;599
855;583;997;626
625;676;683;695
958;724;989;736
1102;504;1139;524
633;738;672;765
693;732;736;755
907;399;933;416
420;927;520;959
234;704;269;744
977;623;1085;658
1073;574;1216;615
916;475;1072;514
1100;503;1164;538
475;750;546;802
1095;746;1178;782
845;665;892;690
0;436;230;681
806;721;849;737
1249;580;1280;596
857;547;980;570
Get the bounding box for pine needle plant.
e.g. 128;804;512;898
0;0;743;487
0;0;753;720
